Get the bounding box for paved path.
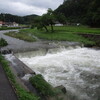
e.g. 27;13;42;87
0;64;18;100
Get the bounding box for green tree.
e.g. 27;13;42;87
55;0;100;27
47;8;55;32
34;8;55;32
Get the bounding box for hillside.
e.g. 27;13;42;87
55;0;100;27
0;13;38;24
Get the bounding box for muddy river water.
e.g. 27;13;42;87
15;47;100;100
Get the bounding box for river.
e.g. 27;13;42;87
15;47;100;100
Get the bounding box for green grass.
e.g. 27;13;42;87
0;27;20;30
25;26;97;46
5;26;100;46
49;26;100;34
33;29;95;45
0;55;39;100
5;31;36;42
0;38;8;47
30;74;62;97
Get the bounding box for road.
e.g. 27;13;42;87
0;64;18;100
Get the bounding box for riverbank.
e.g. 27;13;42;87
0;54;39;100
5;26;100;48
79;33;100;47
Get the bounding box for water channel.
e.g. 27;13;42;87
14;47;100;100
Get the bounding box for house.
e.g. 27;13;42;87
54;21;64;26
12;22;19;27
0;21;19;27
5;22;19;27
0;21;4;27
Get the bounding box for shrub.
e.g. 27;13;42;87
29;74;61;97
0;38;8;47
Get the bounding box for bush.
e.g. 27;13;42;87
0;38;8;47
29;74;61;97
0;27;20;30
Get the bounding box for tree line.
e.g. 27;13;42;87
0;13;38;24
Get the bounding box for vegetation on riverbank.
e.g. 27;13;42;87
0;38;8;47
5;26;100;46
31;26;100;46
5;30;36;42
29;26;100;46
0;27;20;30
30;74;64;100
30;74;61;97
0;55;39;100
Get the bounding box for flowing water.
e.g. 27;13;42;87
15;47;100;100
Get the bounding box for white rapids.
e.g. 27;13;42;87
16;47;100;100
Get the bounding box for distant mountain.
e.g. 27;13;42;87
0;13;38;24
23;14;38;24
55;0;100;27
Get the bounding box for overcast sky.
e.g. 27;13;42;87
0;0;63;16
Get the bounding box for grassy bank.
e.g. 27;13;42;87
32;29;95;46
0;55;39;100
0;27;20;30
49;26;100;34
5;26;100;46
5;30;36;42
30;74;64;100
30;74;61;97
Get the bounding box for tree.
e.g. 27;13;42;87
55;0;100;27
34;8;55;32
55;13;66;24
47;8;55;32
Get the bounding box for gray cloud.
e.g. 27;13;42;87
0;0;63;16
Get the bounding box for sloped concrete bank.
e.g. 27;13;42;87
4;53;71;100
4;54;39;95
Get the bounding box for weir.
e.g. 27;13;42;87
4;44;100;100
14;46;100;100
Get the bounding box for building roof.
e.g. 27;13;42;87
0;21;4;24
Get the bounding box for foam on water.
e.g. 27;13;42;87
16;47;100;100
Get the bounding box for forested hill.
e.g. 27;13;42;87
55;0;100;27
0;13;38;24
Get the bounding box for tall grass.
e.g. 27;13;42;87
5;31;36;42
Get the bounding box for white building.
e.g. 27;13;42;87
54;21;64;26
13;22;19;27
55;23;64;26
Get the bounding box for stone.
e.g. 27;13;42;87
56;85;67;94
